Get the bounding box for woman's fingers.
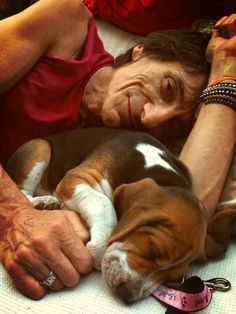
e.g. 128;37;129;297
62;211;93;274
215;14;236;38
66;210;90;244
34;239;81;288
25;210;91;288
3;251;46;300
206;14;236;62
13;243;64;291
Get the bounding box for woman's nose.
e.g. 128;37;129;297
140;102;175;128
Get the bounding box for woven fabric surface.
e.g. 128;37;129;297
0;240;235;314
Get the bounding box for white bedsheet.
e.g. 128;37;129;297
1;241;235;314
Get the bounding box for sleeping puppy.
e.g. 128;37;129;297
5;127;207;304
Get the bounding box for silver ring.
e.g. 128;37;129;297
40;271;56;287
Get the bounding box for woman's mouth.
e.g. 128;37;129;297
127;97;143;129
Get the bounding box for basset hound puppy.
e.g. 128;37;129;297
5;127;207;304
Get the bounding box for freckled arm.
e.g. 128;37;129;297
179;105;236;219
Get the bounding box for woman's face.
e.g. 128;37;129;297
100;46;207;141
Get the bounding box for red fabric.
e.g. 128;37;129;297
84;0;236;35
0;17;113;165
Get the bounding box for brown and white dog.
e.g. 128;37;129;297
5;127;207;304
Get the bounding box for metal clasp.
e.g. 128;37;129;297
166;276;187;289
204;278;231;292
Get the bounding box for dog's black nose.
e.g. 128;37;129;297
115;283;133;305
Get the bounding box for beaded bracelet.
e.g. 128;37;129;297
195;82;236;113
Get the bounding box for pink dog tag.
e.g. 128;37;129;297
152;276;230;313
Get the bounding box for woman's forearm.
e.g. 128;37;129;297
0;164;30;229
179;104;236;218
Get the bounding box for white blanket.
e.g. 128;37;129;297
1;241;235;314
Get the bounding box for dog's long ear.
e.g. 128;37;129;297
108;178;166;246
205;207;236;258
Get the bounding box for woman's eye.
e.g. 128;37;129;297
164;78;175;102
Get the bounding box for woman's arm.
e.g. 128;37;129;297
0;0;90;94
0;1;94;299
179;105;235;218
179;15;236;218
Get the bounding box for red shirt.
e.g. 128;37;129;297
0;17;113;165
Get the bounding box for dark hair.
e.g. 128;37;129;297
114;29;210;76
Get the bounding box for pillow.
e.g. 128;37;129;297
84;0;236;35
84;0;196;35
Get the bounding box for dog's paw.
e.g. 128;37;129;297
86;241;106;270
32;195;62;210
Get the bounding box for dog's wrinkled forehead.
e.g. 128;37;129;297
135;143;177;173
111;176;206;249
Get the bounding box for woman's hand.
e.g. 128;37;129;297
0;205;93;300
206;14;236;83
